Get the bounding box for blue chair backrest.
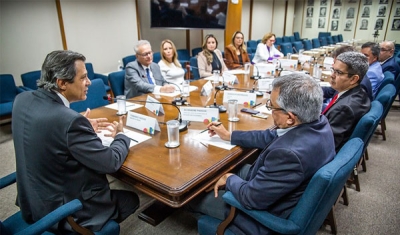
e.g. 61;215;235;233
377;71;395;95
312;38;321;48
293;32;301;41
190;57;200;80
85;63;96;81
191;47;202;57
375;84;397;119
275;37;283;46
292;41;304;53
288;138;364;234
108;70;125;98
304;40;313;50
70;79;109;113
282;36;291;43
289;36;296;43
246;40;257;51
256;39;261;45
21;70;41;90
0;74;19;103
332;35;338;44
320;37;328;46
122;55;136;68
337;34;343;42
326;36;334;45
153;52;161;63
177;49;190;61
280;42;294;56
318;32;331;39
395;73;400;94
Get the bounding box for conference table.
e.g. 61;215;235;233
89;72;275;225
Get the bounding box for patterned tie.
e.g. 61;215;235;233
146;68;154;85
322;94;338;115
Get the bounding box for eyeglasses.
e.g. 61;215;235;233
138;51;153;57
330;68;354;77
380;48;392;52
265;99;286;112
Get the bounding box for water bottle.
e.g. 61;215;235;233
117;60;123;71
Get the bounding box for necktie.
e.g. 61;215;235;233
322;94;338;115
146;68;154;85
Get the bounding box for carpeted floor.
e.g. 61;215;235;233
1;108;399;234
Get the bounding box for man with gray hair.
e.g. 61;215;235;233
361;42;384;98
379;40;400;78
323;51;371;152
124;40;175;98
188;73;335;235
12;50;139;233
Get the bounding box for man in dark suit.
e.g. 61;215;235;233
188;73;335;235
379;41;400;78
323;51;371;152
124;40;175;98
12;50;139;233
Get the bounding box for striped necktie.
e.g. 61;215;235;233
146;68;154;85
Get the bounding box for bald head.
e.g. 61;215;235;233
379;41;395;62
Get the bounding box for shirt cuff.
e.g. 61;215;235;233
153;85;161;94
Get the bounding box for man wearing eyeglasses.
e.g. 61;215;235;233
379;41;400;78
323;51;371;152
124;40;175;98
188;73;335;235
361;42;384;98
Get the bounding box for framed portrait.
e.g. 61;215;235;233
320;7;327;17
395;7;400;17
320;0;328;6
318;18;326;28
364;0;372;5
308;0;314;6
347;7;355;18
332;8;340;19
334;0;342;6
379;0;388;4
392;19;400;30
306;18;313;28
307;7;314;17
374;19;384;30
360;19;368;30
361;6;370;17
344;20;353;31
377;5;387;17
331;20;339;31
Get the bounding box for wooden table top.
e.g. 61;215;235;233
89;73;274;207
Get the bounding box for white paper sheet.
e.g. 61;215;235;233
105;102;143;111
153;85;198;97
97;128;152;147
192;131;236;150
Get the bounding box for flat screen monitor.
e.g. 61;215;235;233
151;0;228;29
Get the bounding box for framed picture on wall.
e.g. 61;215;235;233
321;0;328;6
306;18;313;28
392;19;400;30
320;7;327;17
307;7;314;17
360;19;368;29
395;7;400;17
361;6;370;17
347;7;355;18
344;20;352;31
332;8;340;18
308;0;314;6
364;0;372;5
318;18;326;28
331;20;338;30
379;0;388;4
334;0;342;6
374;19;384;30
377;5;387;17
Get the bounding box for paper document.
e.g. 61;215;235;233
153;85;198;97
255;105;272;114
192;131;236;150
225;69;246;75
105;102;143;111
97;128;152;147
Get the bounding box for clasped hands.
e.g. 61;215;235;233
83;108;125;138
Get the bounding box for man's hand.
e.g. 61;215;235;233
214;173;234;197
104;115;125;138
207;122;231;141
83;108;110;133
160;84;176;93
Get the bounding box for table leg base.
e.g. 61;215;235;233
138;200;176;226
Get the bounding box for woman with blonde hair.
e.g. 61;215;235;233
252;33;283;64
224;31;251;69
197;34;228;78
158;39;185;85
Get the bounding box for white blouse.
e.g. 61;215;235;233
158;60;185;85
252;43;284;64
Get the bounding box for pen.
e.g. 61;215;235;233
252;102;262;108
199;122;222;133
129;137;139;143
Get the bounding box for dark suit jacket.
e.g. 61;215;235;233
324;85;371;152
225;116;335;235
381;56;400;78
124;60;167;98
12;88;131;232
224;44;251;69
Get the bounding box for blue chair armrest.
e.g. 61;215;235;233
94;73;109;86
15;199;83;235
0;172;16;189
17;86;30;92
222;192;300;234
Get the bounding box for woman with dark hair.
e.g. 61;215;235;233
197;34;228;78
224;31;251;69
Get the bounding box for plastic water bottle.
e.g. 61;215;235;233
117;60;123;71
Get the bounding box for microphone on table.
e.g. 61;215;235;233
250;79;264;96
165;81;188;106
103;96;188;132
206;88;227;113
250;64;261;80
215;71;229;91
292;46;298;54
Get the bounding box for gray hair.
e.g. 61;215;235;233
361;41;380;58
134;40;151;54
272;73;323;123
336;51;369;83
37;50;86;91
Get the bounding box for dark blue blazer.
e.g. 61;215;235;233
381;56;400;78
225;116;335;235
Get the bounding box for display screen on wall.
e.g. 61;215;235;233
150;0;227;29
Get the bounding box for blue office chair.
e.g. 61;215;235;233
303;40;313;51
191;47;202;57
293;32;302;41
332;35;339;44
21;70;41;90
377;71;395;95
326;36;334;45
312;38;321;48
189;57;200;80
280;42;294;56
122;55;136;68
85;63;111;93
374;84;397;141
292;41;304;54
177;49;191;68
275;37;283;47
152;52;161;63
318;32;331;39
289;36;296;43
108;70;125;98
246;40;258;52
70;78;109;113
198;138;364;235
282;36;291;43
0;74;26;118
0;172;120;235
320;37;328;46
337;34;343;42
